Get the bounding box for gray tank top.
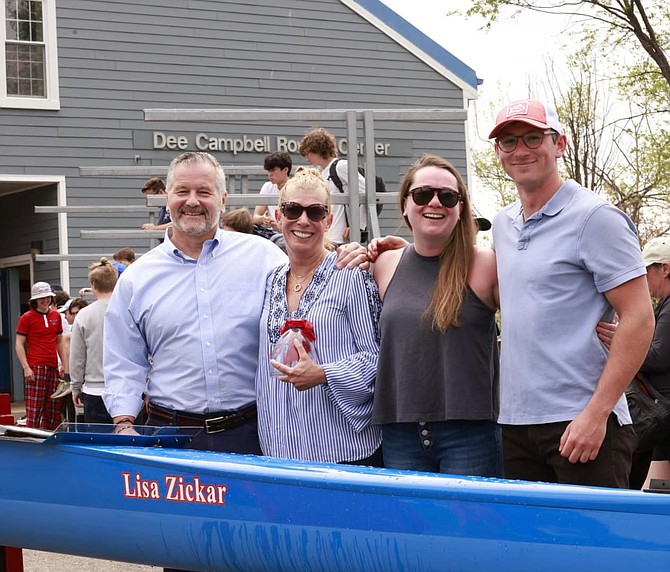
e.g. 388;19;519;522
372;245;499;424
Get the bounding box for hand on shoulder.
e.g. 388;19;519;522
367;235;409;262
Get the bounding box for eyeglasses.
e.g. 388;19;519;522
280;202;329;222
495;130;556;152
409;187;462;208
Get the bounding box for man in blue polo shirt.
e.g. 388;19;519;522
490;99;655;487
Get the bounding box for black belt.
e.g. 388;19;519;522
147;402;257;434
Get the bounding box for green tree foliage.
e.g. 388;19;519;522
466;0;670;240
466;1;670;101
472;143;517;209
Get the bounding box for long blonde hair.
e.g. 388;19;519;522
398;154;477;332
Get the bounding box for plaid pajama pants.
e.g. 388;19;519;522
25;365;64;430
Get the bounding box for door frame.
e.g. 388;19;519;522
0;257;31;400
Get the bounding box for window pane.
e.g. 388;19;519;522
5;43;17;61
31;77;44;96
6;20;18;40
17;60;30;77
18;20;29;40
6;0;17;19
18;78;31;94
31;21;42;41
6;59;18;78
30;43;43;62
5;41;45;96
30;1;42;21
17;0;30;19
6;78;18;95
5;0;50;101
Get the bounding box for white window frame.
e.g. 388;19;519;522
0;0;60;109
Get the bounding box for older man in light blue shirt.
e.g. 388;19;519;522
103;152;287;454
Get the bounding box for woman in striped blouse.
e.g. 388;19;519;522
255;167;383;465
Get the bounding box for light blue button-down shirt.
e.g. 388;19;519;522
103;228;287;417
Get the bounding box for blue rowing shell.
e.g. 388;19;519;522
0;424;668;571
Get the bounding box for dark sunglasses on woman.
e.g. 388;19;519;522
280;202;329;222
409;187;462;208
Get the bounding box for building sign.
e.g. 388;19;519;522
151;131;391;156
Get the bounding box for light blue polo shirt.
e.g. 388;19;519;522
493;180;645;425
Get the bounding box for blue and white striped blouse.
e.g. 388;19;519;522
256;251;382;463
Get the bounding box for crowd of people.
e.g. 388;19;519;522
16;102;670;500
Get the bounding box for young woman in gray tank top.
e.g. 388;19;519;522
370;154;503;477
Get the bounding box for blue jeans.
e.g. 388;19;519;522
382;420;503;477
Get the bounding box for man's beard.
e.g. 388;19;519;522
173;207;217;235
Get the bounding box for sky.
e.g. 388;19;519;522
378;0;580;218
379;0;579;139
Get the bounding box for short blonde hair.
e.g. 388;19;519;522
279;166;331;210
279;167;335;250
88;257;118;294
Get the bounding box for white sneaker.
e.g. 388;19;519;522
50;380;71;399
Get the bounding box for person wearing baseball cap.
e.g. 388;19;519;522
490;98;655;488
597;235;670;488
488;99;565;140
15;281;70;429
642;235;670;269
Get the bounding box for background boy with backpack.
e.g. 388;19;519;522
298;127;368;245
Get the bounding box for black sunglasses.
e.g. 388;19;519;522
409;186;462;208
280;202;329;222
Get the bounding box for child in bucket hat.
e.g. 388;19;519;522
29;281;54;300
16;281;70;429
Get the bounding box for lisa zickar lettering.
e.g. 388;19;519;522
122;472;228;506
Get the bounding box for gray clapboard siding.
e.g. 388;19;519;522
1;0;475;289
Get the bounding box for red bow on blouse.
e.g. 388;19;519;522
280;319;316;342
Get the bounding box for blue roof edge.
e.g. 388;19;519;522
352;0;482;90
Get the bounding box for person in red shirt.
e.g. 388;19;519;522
15;282;70;429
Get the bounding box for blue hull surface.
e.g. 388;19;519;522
0;426;669;571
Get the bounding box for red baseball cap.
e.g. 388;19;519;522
489;99;564;139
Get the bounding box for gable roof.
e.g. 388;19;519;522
342;0;481;99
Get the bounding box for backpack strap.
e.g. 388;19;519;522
328;159;345;193
327;158;349;230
